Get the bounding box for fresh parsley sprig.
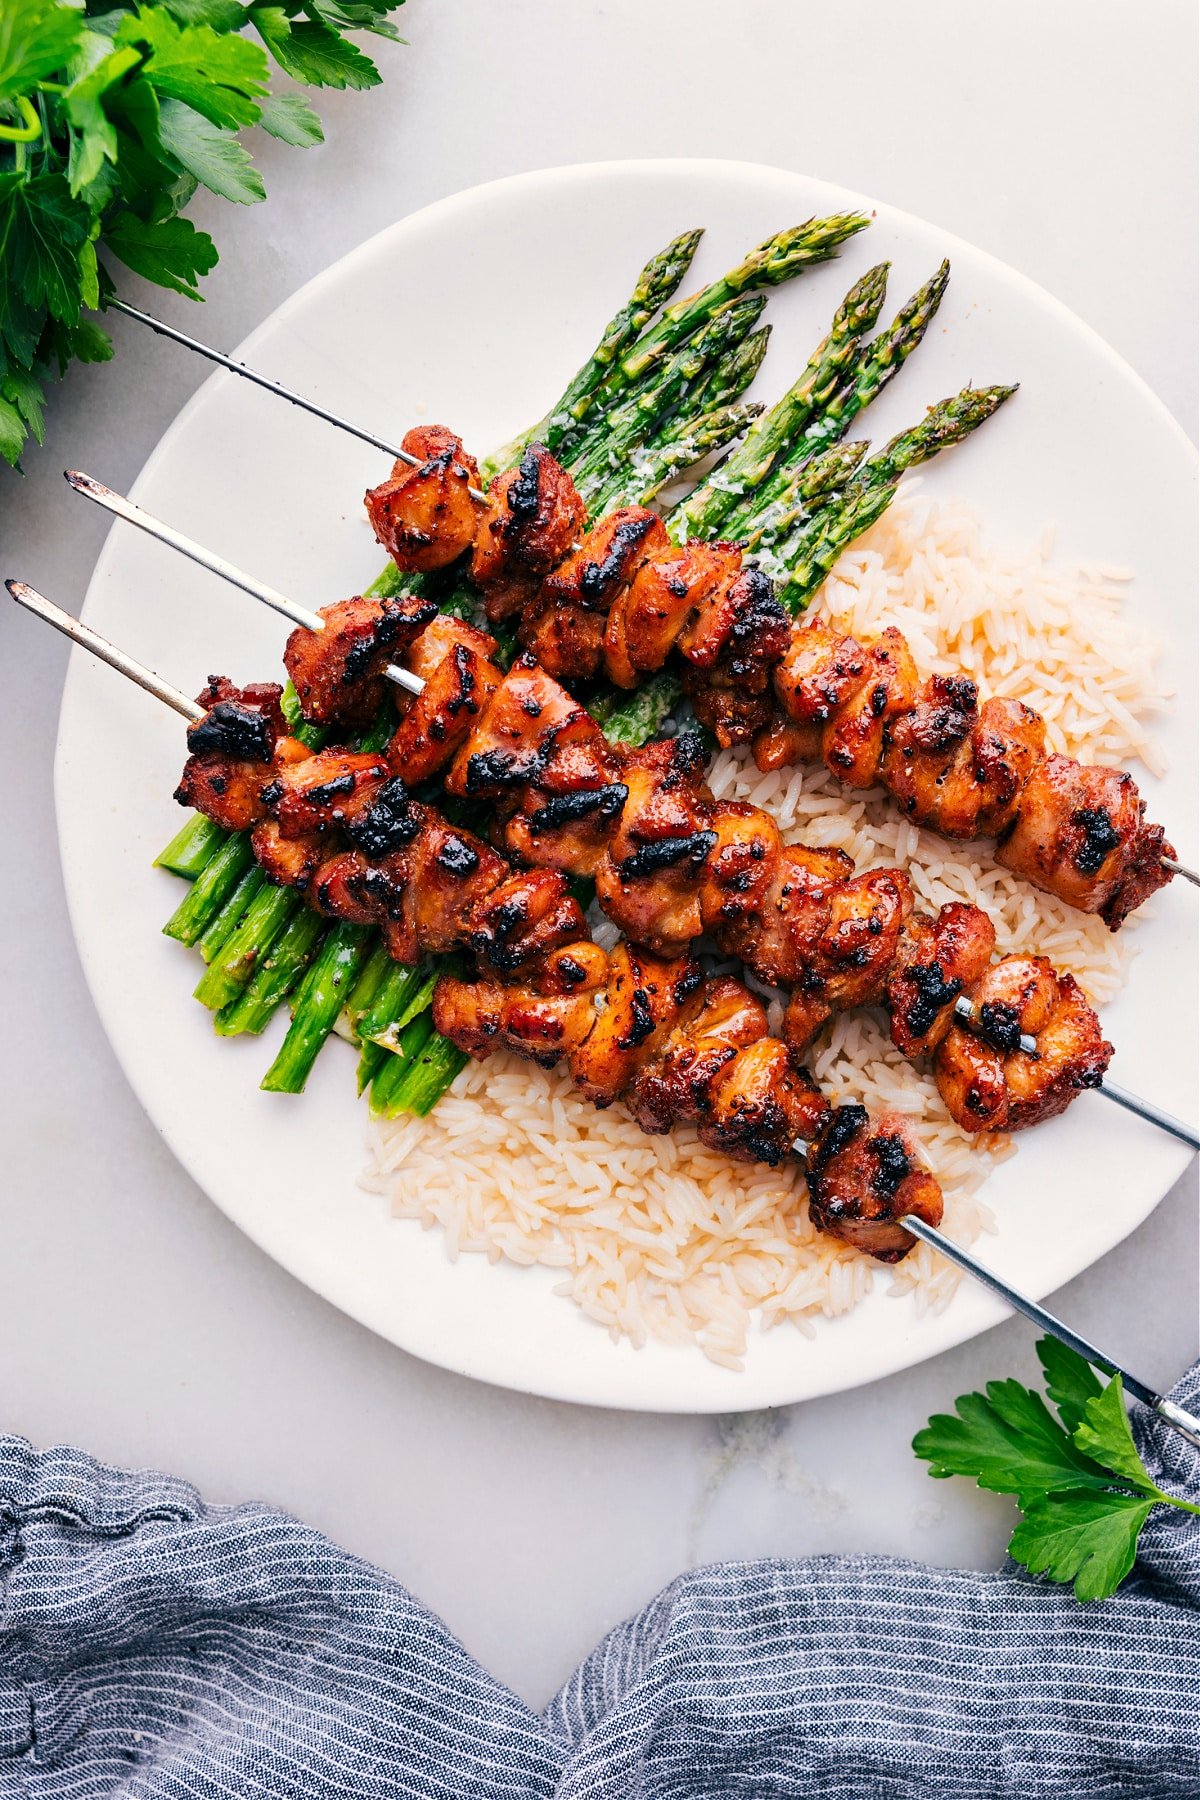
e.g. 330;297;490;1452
0;0;405;468
914;1338;1199;1601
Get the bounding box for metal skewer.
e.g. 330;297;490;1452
6;580;204;721
65;472;425;698
952;996;1199;1149
107;299;489;503
7;569;1199;1453
896;1214;1200;1449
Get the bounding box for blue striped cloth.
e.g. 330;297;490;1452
1;1365;1196;1798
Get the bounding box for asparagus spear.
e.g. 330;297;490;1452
163;832;255;946
368;1013;437;1115
195;866;266;967
674;261;890;540
742;437;870;553
678;324;771;421
571;292;767;499
753;261;952;517
776;384;1018;612
384;1032;469;1117
155;814;230;879
614;215;871;387
194;881;299;1009
216;907;328;1037
261;923;372;1094
488;228;705;469
356;961;433;1049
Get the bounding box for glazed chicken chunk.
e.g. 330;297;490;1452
471;444;587;621
934;955;1113;1133
805;1105;944;1262
283;591;438;729
175;676;291;832
364;425;483;573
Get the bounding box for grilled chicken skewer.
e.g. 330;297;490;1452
7;576;947;1264
66;472;1197;1149
12;578;1199;1447
365;426;1189;929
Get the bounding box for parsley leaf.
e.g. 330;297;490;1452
256;90;323;146
104;208;218;297
914;1338;1200;1602
254;12;381;90
1036;1336;1105;1436
0;0;82;105
1009;1491;1155;1603
157;97;266;204
911;1377;1115;1507
116;8;269;130
0;0;404;466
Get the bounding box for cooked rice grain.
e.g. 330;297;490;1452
362;487;1165;1367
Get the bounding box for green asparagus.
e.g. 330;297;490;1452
674;261;889;539
215;907;328;1037
261;923;372;1095
776;384;1018;611
615;215;870;387
489;228;704;468
155;814;231;879
163;832;255;946
194;881;300;1010
195;866;266;967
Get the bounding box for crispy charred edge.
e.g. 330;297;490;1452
578;514;663;609
343;777;424;859
1098;814;1176;930
506;447;544;523
186;701;275;763
898;959;964;1040
618;831;718;880
805;1105;929;1264
342;593;441;686
527;783;629;837
718;565;792;681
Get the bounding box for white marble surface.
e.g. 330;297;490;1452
0;0;1196;1710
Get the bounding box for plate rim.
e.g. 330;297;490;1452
54;156;1197;1412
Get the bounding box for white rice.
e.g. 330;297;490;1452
361;485;1168;1367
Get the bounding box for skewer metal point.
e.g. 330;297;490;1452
63;469;426;700
5;578;204;722
1163;856;1200;887
107;298;490;503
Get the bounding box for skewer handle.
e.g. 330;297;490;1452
899;1214;1200;1448
106;299;489;503
64;470;426;700
5;580;203;722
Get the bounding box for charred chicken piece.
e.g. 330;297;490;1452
387;616;503;785
820;626;920;789
604;542;741;689
364;426;483;574
570;944;701;1107
522;507;670;685
934;955;1113;1132
283;591;439;729
250;818;325;894
467;868;589;975
995;755;1176;929
375;815;509;966
433;940;609;1067
881;685;1047;840
175;676;291;831
886;903;997;1060
267;748;391;840
471;445;586;622
594;733;717;954
806;1105;944;1261
776;858;915;1055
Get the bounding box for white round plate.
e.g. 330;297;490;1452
57;160;1197;1412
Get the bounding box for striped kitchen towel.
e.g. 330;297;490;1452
1;1365;1196;1799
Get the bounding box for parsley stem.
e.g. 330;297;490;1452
0;96;42;143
